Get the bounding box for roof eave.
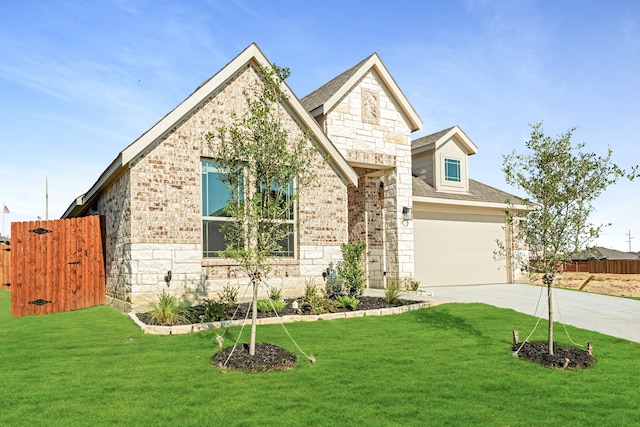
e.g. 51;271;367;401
126;43;357;187
64;43;359;216
437;126;478;155
62;155;124;218
413;195;530;211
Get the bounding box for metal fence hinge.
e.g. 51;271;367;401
68;261;80;265
29;228;52;235
28;299;52;306
2;283;10;287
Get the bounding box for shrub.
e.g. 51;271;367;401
200;299;229;322
257;298;286;314
337;242;366;298
404;277;420;292
299;280;336;314
323;262;344;297
256;286;286;314
268;286;282;301
308;295;336;315
217;285;239;308
335;295;359;310
384;279;402;304
148;290;190;325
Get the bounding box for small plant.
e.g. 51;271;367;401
303;280;319;301
309;295;336;315
336;242;367;298
256;286;286;314
384;278;402;304
257;298;286;314
403;277;420;292
268;286;282;301
217;285;239;308
148;290;190;325
200;299;229;322
299;279;336;314
323;262;343;297
335;295;359;310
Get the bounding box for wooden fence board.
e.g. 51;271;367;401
10;216;105;317
0;241;10;290
563;260;640;274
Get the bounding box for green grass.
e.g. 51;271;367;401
2;289;640;426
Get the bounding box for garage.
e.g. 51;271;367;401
413;207;509;286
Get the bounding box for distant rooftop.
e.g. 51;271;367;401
570;246;640;261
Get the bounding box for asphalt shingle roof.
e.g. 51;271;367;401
411;127;455;151
301;54;374;113
571;246;640;261
412;176;524;205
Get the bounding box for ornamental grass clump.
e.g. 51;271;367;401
384;279;402;304
148;290;191;326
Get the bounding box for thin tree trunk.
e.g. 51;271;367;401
250;276;258;356
547;281;554;356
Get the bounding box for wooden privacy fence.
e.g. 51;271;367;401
563;260;640;274
10;216;105;317
0;241;10;289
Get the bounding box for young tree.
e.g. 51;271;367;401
204;63;316;356
500;122;637;355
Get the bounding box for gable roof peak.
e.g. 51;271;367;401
301;52;422;132
412;125;478;155
300;53;373;114
63;42;358;218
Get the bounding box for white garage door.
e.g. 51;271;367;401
413;209;508;286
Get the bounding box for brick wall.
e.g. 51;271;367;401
95;63;349;311
97;172;132;311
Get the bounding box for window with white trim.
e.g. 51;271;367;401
444;158;461;182
202;160;242;258
259;180;295;257
201;159;295;258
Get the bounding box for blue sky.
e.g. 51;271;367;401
1;0;639;250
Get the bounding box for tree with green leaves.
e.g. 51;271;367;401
204;63;316;356
500;122;637;355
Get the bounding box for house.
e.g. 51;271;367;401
570;246;640;261
63;43;526;312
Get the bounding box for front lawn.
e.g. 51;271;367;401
1;289;639;426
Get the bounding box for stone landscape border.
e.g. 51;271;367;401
128;300;439;335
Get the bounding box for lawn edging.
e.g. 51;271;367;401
128;300;440;335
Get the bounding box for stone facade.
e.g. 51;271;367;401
93;63;349;311
74;44;430;312
323;69;415;285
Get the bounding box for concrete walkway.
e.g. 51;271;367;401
366;283;640;343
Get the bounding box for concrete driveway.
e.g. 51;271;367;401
367;283;640;343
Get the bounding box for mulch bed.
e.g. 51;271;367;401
512;341;595;369
136;296;409;325
212;342;298;372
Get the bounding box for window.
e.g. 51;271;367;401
201;160;295;258
201;160;242;258
444;158;461;182
258;179;295;257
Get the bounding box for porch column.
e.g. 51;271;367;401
383;159;414;283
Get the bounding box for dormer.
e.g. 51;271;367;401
411;125;478;193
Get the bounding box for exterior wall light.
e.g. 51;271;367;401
402;206;412;225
